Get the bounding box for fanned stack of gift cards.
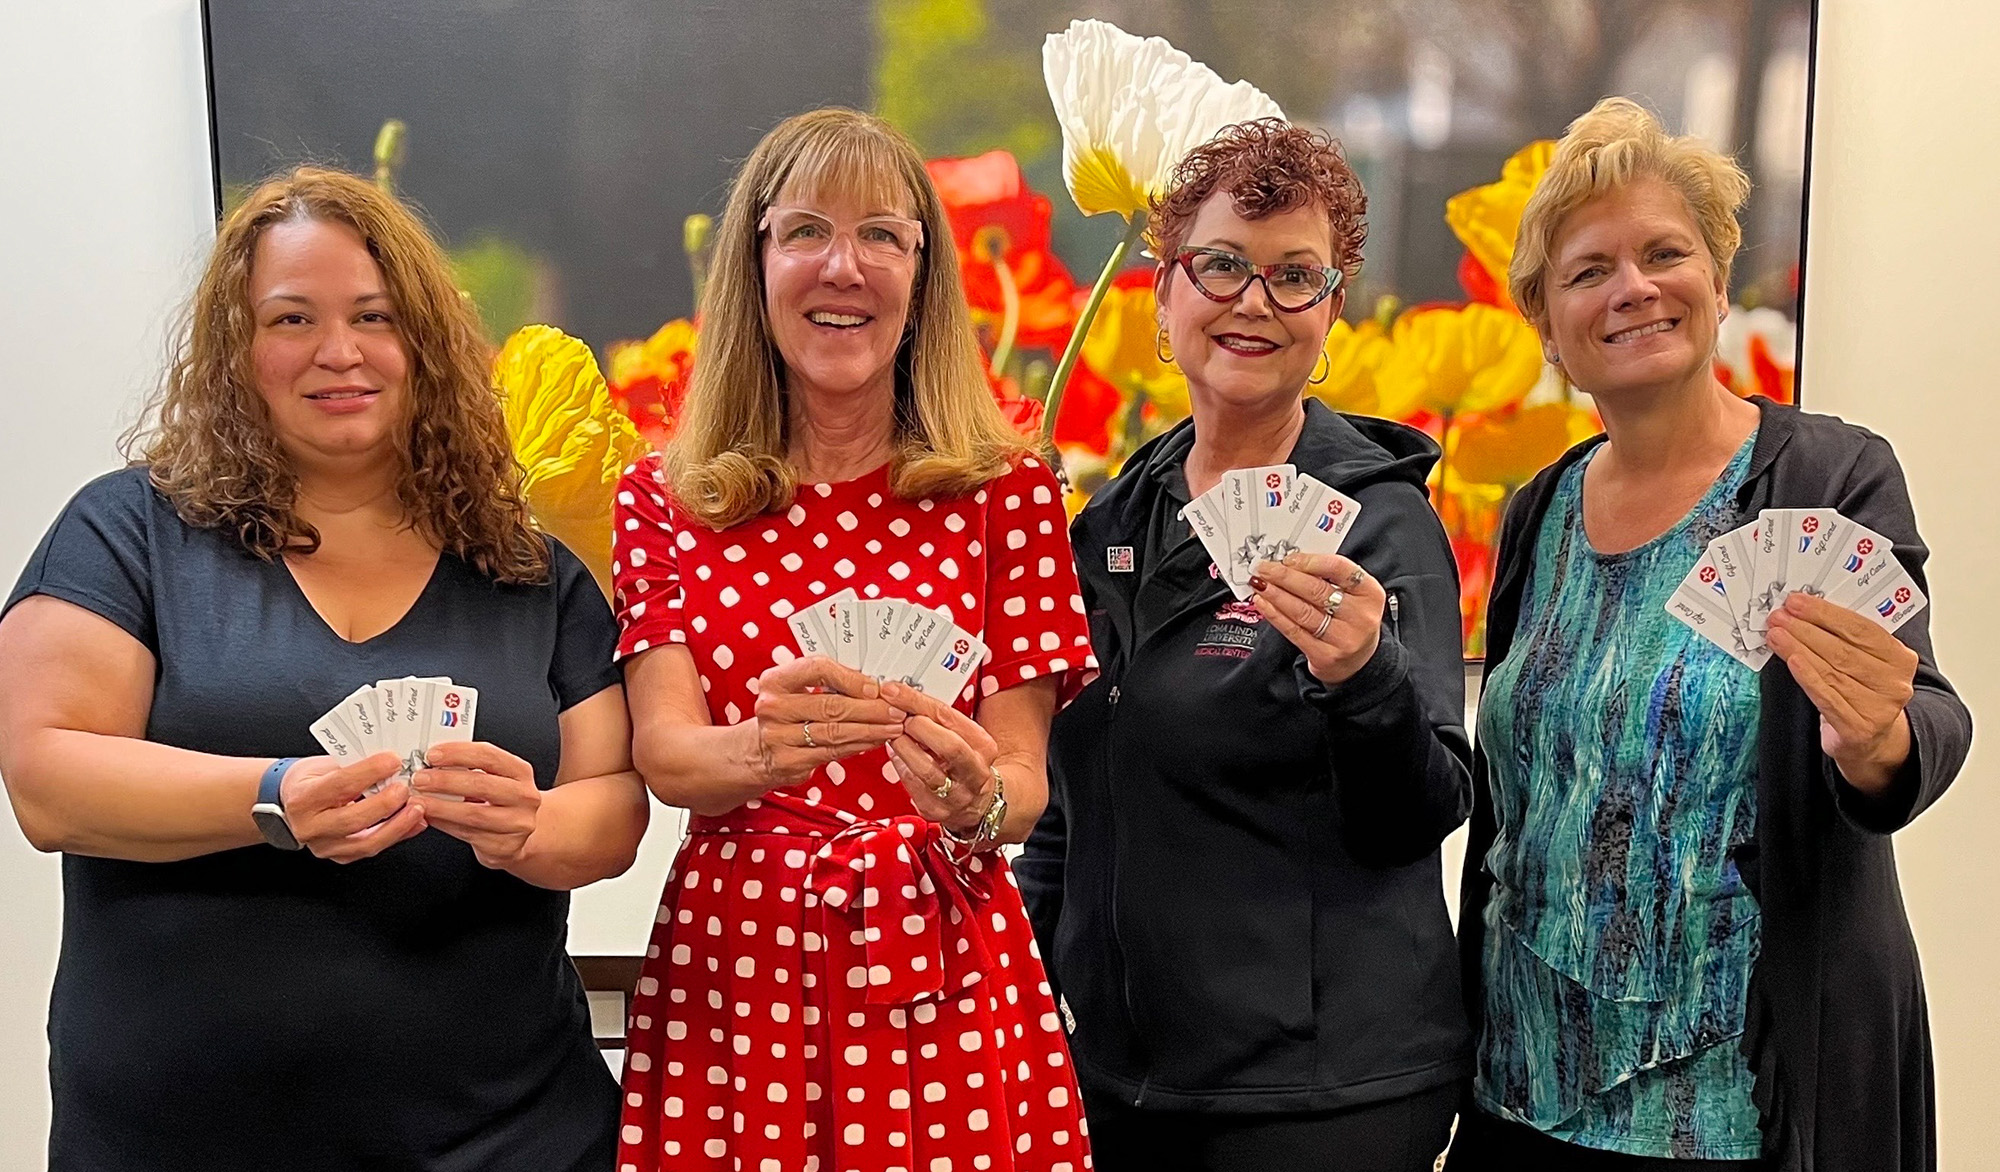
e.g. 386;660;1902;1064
789;588;989;700
310;677;479;796
1667;508;1927;670
1180;463;1363;600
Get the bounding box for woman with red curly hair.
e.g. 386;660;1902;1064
0;166;648;1170
1022;119;1472;1171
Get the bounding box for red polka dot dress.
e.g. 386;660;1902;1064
610;451;1097;1172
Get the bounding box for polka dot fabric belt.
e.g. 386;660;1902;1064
700;797;998;1007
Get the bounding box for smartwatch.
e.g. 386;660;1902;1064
251;757;304;850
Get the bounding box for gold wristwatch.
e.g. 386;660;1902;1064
942;766;1008;857
975;765;1008;846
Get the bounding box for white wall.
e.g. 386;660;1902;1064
0;1;214;1163
1799;0;2000;1155
0;1;1993;1168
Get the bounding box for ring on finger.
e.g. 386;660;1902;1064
1312;611;1334;640
932;778;952;801
1345;566;1366;591
801;721;819;749
1322;587;1345;617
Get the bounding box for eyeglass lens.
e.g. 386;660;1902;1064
1185;251;1335;310
766;210;922;262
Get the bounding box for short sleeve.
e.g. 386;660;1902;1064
609;453;687;661
4;468;159;653
546;539;622;710
977;456;1098;706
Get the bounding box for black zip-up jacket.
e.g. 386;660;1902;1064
1459;397;1972;1171
1021;400;1475;1113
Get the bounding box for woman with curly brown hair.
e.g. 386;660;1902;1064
1020;119;1472;1172
0;166;648;1171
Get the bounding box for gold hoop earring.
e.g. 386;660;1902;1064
1309;349;1330;385
1155;328;1174;365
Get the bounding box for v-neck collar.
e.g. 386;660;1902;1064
278;552;448;646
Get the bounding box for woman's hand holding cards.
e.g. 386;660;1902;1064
746;656;906;790
1249;552;1385;685
878;680;1000;837
412;741;544;869
1765;591;1919;794
280;752;426;863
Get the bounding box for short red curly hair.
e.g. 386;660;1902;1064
1147;118;1368;280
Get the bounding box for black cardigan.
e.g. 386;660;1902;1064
1457;396;1972;1171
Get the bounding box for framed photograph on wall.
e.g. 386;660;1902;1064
203;0;1818;656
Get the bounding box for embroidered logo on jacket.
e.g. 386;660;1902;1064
1195;600;1262;659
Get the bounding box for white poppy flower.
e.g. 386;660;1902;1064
1042;19;1286;222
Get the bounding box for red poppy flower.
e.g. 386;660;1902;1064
977;348;1045;437
606;318;698;449
1456;251;1508;308
927;151;1081;353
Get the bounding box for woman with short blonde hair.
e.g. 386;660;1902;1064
610;108;1094;1172
1449;98;1969;1171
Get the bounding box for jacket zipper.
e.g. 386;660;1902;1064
1386;590;1402;640
1101;681;1151;1106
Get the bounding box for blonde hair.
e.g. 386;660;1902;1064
1509;97;1752;327
664;107;1030;530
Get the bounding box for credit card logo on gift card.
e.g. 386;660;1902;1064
311;676;474;797
1314;499;1345;532
1262;472;1284;507
1673;508;1925;665
1843;537;1876;573
941;638;970;671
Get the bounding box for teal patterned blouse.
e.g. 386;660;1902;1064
1474;433;1764;1160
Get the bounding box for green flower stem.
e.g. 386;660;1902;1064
989;254;1021;376
1041;215;1148;444
373;119;408;195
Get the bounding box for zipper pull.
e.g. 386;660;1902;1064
1107;685;1121;707
1387;591;1402;639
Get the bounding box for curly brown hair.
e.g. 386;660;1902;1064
126;166;549;584
1147;118;1368;279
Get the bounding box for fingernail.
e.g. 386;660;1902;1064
1248;575;1268;592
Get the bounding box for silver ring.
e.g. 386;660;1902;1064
1345;566;1366;591
1322;587;1345;617
801;722;819;749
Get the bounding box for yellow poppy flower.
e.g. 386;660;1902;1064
495;325;652;598
1308;318;1392;415
1081;278;1190;419
1444;141;1555;310
1373;303;1546;421
1447;401;1590;487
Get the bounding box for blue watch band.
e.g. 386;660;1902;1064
259;757;299;807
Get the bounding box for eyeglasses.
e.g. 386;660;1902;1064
759;207;926;265
1172;247;1342;313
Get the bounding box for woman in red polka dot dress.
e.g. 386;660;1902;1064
609;108;1096;1172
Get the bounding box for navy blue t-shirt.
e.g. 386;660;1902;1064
7;467;623;1172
